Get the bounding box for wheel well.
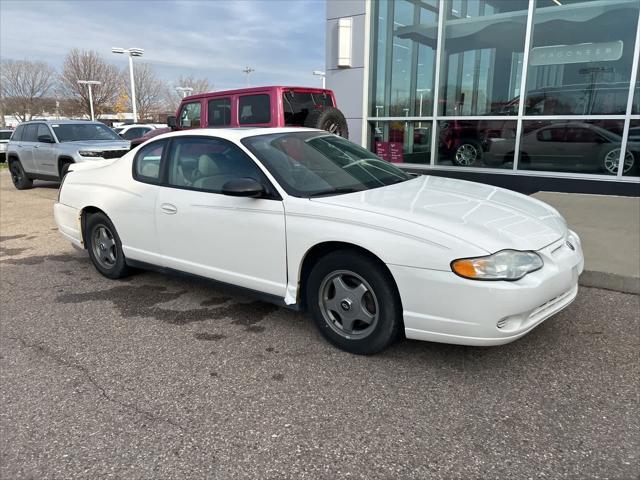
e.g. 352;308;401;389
298;241;401;311
58;157;74;176
7;154;19;164
80;206;106;247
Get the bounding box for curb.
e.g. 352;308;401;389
579;270;640;295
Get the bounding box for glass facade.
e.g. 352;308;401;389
369;0;640;179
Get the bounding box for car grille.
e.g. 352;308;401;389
101;150;128;159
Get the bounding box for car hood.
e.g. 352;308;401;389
311;176;567;253
62;140;130;150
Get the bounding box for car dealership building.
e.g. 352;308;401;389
325;0;640;194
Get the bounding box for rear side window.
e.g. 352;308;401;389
283;91;333;126
133;140;166;183
22;124;39;142
239;94;270;124
122;127;149;140
11;126;24;141
207;98;231;126
179;102;202;128
37;124;51;141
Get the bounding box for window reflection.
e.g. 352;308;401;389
439;0;528;116
517;120;633;175
525;0;639;115
371;121;432;164
624;120;640;177
436;120;517;168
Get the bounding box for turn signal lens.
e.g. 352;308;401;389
451;250;543;281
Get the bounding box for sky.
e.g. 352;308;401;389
0;0;326;91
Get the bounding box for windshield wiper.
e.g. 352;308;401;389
307;187;363;198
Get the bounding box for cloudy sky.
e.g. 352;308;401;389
0;0;326;90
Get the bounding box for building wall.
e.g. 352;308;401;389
325;0;369;145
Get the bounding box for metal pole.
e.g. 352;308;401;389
322;76;326;89
129;54;138;122
88;84;95;121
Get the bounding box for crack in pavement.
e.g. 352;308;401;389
5;335;189;435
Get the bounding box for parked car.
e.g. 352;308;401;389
7;120;130;189
113;123;164;141
54;127;583;355
484;122;637;175
0;128;13;162
129;86;348;150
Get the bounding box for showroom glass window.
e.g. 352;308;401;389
439;0;529;116
525;0;638;116
370;0;439;117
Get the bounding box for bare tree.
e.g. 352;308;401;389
164;75;212;112
0;59;57;122
125;62;165;121
59;49;121;119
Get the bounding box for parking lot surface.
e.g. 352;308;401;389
1;170;638;479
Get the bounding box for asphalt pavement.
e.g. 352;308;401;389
1;170;638;479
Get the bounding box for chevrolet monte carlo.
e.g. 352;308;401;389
54;128;584;354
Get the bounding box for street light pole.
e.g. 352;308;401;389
313;70;326;89
112;47;144;122
176;86;194;98
242;66;255;87
77;80;101;121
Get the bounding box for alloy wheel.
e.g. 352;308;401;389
92;225;117;269
318;270;379;339
455;144;480;166
604;148;634;174
9;162;23;186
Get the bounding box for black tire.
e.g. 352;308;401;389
305;249;402;355
85;212;130;279
59;160;73;180
8;159;33;190
452;140;483;167
304;107;349;139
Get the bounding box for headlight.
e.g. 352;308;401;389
78;150;102;157
451;250;543;281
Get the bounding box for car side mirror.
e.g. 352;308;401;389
38;135;54;143
167;116;177;129
221;178;265;198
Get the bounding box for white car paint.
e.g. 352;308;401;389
54;127;584;347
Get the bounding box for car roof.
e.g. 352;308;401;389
151;127;325;142
20;119;104;125
181;86;333;102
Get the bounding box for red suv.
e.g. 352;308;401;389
131;86;348;148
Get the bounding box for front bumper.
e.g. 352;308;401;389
389;232;584;346
53;202;83;248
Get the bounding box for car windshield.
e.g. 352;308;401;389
51;123;122;142
0;131;12;140
242;131;410;197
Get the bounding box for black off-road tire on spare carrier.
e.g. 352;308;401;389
304;107;349;139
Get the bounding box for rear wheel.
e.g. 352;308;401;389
453;141;482;166
86;212;130;279
8;159;33;190
306;250;401;354
304;107;349;139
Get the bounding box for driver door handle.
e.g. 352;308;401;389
160;203;178;215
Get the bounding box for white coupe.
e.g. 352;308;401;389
54;128;584;354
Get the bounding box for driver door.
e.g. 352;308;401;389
155;136;287;297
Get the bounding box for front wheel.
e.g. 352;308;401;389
9;159;33;190
86;213;130;279
602;148;634;175
306;250;402;355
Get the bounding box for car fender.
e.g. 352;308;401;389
282;197;487;305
